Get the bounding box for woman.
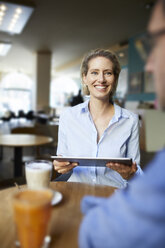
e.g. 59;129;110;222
53;49;142;188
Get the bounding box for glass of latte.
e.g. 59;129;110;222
25;160;53;190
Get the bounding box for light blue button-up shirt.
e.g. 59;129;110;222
79;149;165;248
57;100;142;188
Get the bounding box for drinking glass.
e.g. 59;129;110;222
25;160;52;190
12;189;53;248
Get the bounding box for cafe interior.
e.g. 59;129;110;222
0;0;165;247
0;0;164;185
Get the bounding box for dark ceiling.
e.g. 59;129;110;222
0;0;155;76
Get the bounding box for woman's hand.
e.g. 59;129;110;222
106;162;137;180
53;160;78;174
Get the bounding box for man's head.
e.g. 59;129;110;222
146;0;165;110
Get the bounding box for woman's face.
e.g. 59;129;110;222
83;56;115;101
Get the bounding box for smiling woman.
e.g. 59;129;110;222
53;49;143;188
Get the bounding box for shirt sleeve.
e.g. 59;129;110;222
79;150;165;248
56;109;69;156
127;115;143;175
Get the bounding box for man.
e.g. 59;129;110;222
79;0;165;247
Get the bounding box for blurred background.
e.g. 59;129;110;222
1;0;164;184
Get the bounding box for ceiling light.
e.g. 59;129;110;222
0;1;34;34
15;7;22;14
118;52;125;58
0;4;7;11
0;11;5;16
0;42;12;56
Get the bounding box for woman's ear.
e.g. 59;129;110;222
82;82;89;95
82;74;87;85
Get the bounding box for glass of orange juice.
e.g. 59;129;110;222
12;189;53;248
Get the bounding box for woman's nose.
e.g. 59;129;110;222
97;73;105;82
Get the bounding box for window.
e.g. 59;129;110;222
50;76;79;110
116;66;128;98
0;72;33;115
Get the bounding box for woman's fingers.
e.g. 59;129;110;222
131;162;137;173
106;162;137;180
57;163;78;174
106;162;128;172
53;160;70;168
53;160;78;174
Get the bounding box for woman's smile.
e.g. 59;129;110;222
94;84;109;93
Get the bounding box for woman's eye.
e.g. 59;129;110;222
91;71;98;75
105;72;112;75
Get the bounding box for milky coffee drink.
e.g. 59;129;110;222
25;160;52;189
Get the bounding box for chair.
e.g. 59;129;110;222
25;110;35;121
18;110;26;118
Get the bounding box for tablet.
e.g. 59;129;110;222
51;156;132;167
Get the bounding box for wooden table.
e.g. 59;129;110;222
0;182;115;248
0;134;53;177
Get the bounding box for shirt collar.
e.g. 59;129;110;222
80;99;129;120
113;104;129;122
80;99;90;113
